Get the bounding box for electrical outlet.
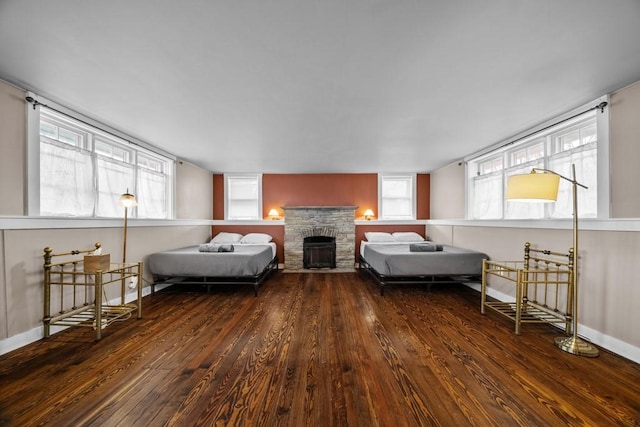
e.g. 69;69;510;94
93;318;107;330
128;276;138;290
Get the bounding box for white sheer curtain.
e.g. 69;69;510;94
39;107;173;219
471;173;502;219
467;111;598;220
137;168;168;219
96;157;135;217
40;142;94;216
548;148;597;218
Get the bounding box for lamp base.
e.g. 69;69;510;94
554;335;599;357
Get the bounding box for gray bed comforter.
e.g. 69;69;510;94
148;244;274;277
362;243;488;276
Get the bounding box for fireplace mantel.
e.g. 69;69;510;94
282;206;357;270
282;206;358;210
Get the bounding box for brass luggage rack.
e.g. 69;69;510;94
481;242;573;335
43;242;142;340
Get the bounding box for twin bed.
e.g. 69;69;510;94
148;233;278;296
359;232;489;295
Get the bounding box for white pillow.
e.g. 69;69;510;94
240;233;273;244
364;231;395;242
392;232;425;242
211;232;243;244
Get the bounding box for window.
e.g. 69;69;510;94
37;107;174;219
378;174;416;220
468;110;599;220
225;174;262;220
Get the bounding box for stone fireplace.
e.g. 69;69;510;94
282;206;357;270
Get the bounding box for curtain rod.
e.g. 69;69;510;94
25;95;175;160
466;101;608;162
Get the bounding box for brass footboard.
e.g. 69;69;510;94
43;243;142;340
480;242;573;335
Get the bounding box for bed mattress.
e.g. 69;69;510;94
361;242;488;276
149;243;276;277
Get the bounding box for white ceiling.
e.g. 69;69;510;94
1;1;640;173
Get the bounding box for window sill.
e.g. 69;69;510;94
426;218;640;232
210;219;429;226
212;220;285;225
0;216;214;230
355;219;429;226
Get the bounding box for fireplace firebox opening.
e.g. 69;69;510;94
303;236;336;269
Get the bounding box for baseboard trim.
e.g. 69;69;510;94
466;282;640;364
0;283;171;356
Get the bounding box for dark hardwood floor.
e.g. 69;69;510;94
1;272;639;426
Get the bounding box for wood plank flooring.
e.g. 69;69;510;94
1;272;639;426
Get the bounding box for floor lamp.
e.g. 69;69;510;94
119;190;137;303
506;164;599;357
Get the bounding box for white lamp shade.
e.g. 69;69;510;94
268;208;279;217
363;208;375;217
506;173;560;202
119;192;138;208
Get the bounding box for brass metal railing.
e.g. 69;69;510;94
43;242;142;340
481;242;573;335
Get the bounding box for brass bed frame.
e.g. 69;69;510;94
43;242;142;340
481;242;573;335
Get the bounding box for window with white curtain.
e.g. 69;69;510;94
468;110;598;220
378;174;416;220
225;174;262;220
38;108;173;218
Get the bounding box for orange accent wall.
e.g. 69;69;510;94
213;173;430;220
263;174;377;219
356;224;427;260
416;173;430;219
211;173;430;263
211;224;285;262
213;174;224;220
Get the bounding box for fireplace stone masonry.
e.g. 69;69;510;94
282;206;357;270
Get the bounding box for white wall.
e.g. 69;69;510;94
610;80;640;218
0;81;25;215
176;160;213;219
429;161;465;220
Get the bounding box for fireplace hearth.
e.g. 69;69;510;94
303;236;336;269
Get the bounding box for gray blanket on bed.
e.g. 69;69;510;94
363;243;488;276
149;244;273;277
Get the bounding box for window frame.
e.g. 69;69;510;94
27;94;176;219
465;97;610;220
224;173;263;220
378;173;417;220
